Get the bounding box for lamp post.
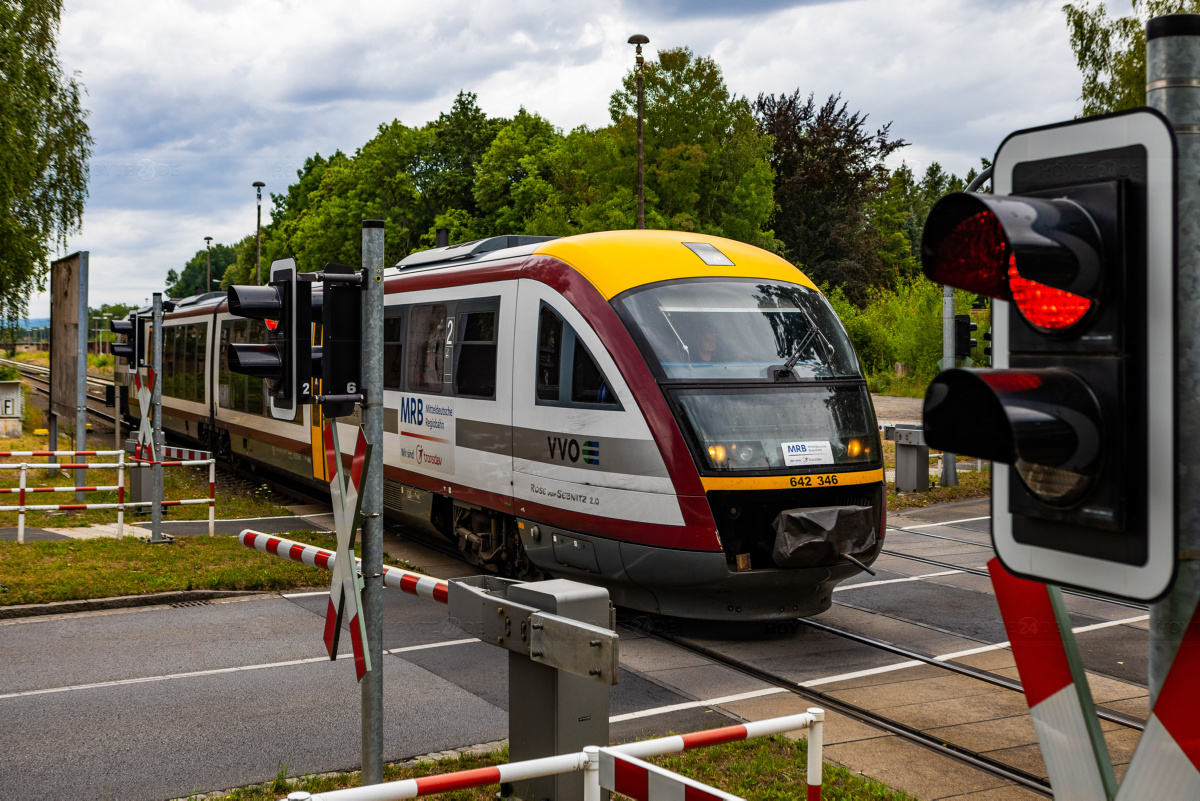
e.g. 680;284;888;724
628;34;649;230
252;181;265;284
204;236;213;295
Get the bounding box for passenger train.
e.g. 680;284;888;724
118;230;885;620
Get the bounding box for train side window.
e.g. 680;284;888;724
536;304;621;410
247;320;266;415
572;339;616;405
454;305;497;399
407;304;447;394
536;306;563;401
194;322;207;403
230;320;248;412
162;327;176;398
384;312;404;391
219;322;233;409
183;325;198;401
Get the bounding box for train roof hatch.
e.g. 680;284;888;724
395;235;558;270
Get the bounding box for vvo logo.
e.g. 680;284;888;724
399;397;423;426
547;437;600;466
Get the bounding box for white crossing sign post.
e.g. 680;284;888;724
321;422;373;680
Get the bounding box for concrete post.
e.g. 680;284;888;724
150;293;165;544
360;220;385;784
75;252;88;502
940;284;957;487
1146;14;1200;704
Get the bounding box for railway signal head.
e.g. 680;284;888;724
953;314;977;361
317;263;362;419
110;315;139;364
226;259;298;421
919;109;1176;601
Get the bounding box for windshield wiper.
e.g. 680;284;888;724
661;312;691;366
775;306;835;380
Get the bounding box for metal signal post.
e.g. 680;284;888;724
1146;13;1200;706
224;229;383;782
360;220;385;784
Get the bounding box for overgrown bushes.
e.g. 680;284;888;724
826;280;990;397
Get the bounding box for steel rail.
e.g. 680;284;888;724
648;629;1053;797
798;617;1146;730
880;548;1149;612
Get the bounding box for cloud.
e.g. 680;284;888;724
42;0;1087;317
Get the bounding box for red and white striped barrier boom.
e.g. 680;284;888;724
238;530;448;603
288;709;823;801
598;748;741;801
989;559;1114;799
1116;600;1200;798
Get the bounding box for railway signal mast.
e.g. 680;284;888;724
920;108;1176;603
225;223;384;784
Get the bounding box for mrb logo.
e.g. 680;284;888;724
547;436;600;466
399;397;423;426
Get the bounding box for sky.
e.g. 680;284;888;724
41;0;1132;319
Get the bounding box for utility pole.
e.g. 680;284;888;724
253;182;265;285
1146;13;1200;704
150;293;165;544
360;220;385;783
629;34;648;229
205;236;213;295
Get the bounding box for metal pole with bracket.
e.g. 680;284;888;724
1146;13;1200;705
150;293;165;544
359;220;386;784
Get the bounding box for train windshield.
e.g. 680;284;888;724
671;385;880;471
614;280;860;380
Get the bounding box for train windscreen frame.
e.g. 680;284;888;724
669;384;881;472
612;278;861;381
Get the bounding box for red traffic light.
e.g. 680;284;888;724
922;191;1108;333
924;367;1102;505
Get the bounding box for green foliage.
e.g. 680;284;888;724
1064;1;1200;116
168;241;237;298
0;364;20;381
609;48;777;246
754;91;907;302
828;280;990;395
0;0;93;329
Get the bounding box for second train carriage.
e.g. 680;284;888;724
120;230;885;620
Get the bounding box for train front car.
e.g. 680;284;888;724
522;231;885;621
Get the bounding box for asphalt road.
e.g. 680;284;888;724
0;577;717;800
0;497;1152;800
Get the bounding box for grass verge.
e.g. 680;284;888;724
0;529;416;606
0;425;290;528
185;736;913;801
888;467;990;509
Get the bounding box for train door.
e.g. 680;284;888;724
386;284;517;515
510;281;680;555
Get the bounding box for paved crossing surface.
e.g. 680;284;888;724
0;498;1152;800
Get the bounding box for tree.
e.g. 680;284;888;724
0;0;93;328
1064;0;1200;116
166;242;237;298
755;91;906;303
609;48;776;247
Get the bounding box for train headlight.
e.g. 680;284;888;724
707;444;727;463
847;438;863;458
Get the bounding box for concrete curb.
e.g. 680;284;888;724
0;589;268;620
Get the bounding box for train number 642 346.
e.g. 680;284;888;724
790;474;839;488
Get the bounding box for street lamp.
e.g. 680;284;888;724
252;181;265;284
628;34;649;230
204;236;213;296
